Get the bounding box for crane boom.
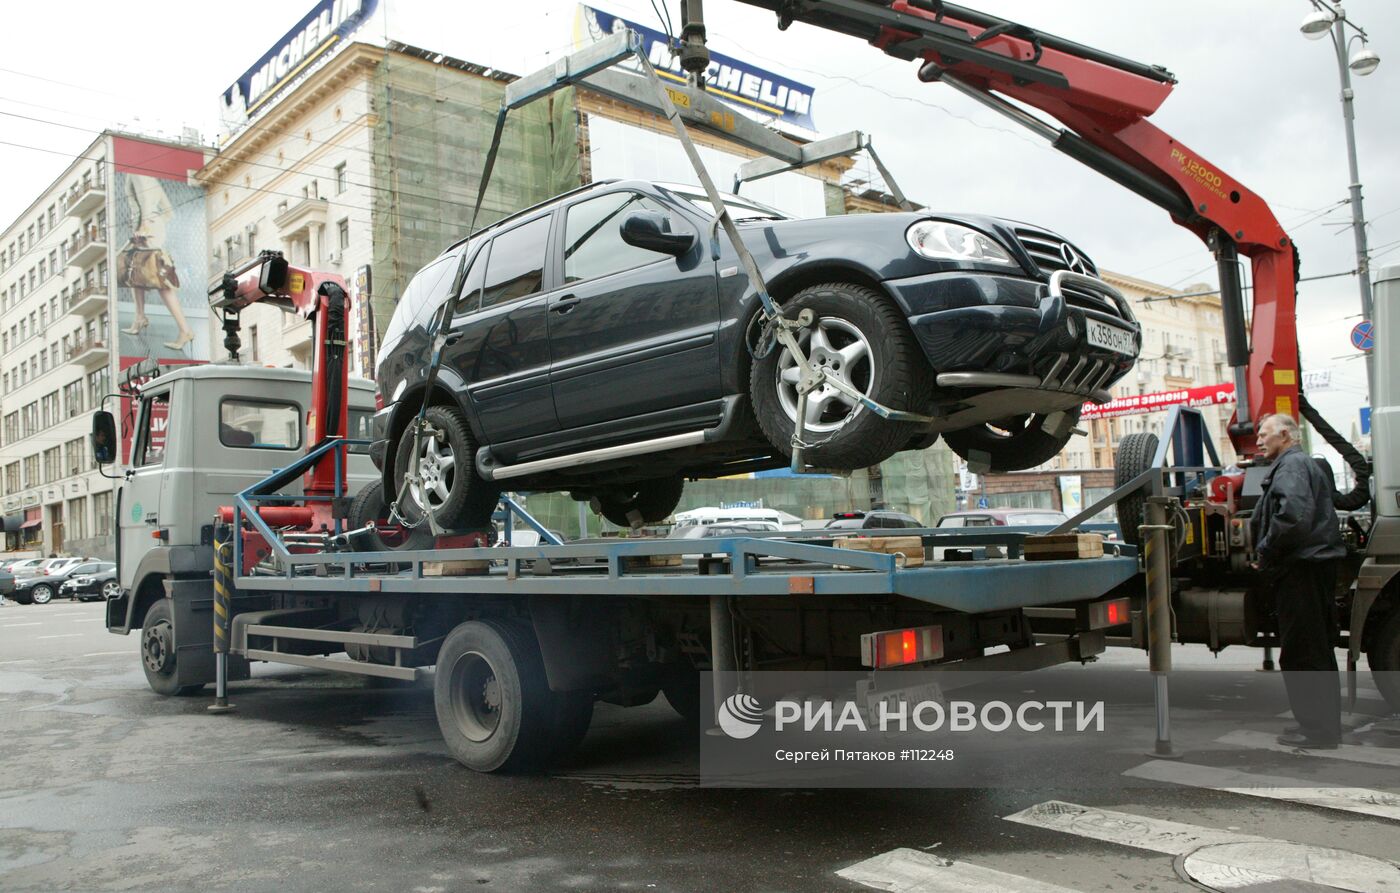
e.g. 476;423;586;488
735;0;1300;459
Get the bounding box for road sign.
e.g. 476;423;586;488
1361;406;1372;436
977;497;989;509
1351;320;1374;351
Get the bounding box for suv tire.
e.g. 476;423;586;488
593;475;685;528
393;406;500;533
944;409;1081;474
751;282;927;470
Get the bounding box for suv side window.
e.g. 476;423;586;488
563;192;677;284
481;216;550;309
452;244;488;319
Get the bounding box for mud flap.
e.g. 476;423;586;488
166;578;249;688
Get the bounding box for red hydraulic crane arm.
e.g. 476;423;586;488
739;0;1299;457
210;251;351;505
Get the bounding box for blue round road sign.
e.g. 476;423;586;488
1351;320;1374;351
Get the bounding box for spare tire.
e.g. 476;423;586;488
593;475;685;529
1114;432;1159;547
348;479;434;552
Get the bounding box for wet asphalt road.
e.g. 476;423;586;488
2;599;1398;892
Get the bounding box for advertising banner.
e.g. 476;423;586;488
1079;383;1235;421
112;136;211;368
351;264;375;377
221;0;379;129
577;5;817;132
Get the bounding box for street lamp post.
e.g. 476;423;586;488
1302;2;1380;393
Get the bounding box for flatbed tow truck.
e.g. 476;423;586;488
94;3;1398;773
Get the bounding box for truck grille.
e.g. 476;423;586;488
1014;227;1099;278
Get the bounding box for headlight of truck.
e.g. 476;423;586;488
906;220;1016;266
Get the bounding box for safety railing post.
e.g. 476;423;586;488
208;538;236;714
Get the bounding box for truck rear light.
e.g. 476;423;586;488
860;624;944;668
1079;597;1131;629
375;391;384;410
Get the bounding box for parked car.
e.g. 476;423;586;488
59;563;119;602
370;179;1139;533
935;509;1069;527
825;510;925;531
0;568;14;598
667;521;782;559
1;557;46;574
11;559;108;605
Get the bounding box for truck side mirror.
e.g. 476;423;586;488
91;411;117;465
619;211;695;257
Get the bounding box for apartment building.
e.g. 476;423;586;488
0;132;210;560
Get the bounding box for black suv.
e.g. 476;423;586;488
369;180;1138;530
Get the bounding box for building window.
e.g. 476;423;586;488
334;163;347;194
92;490;113;535
65;437;86;476
249;324;259;362
43;446;61;483
67;497;88;541
338;218;349;250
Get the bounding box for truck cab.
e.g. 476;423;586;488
103;364;378;639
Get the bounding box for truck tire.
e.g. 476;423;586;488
751;283;927;470
549;691;595;761
30;583;54;605
141;599;205;697
1114;432;1159;547
348;479;434;553
434;619;557;773
944;410;1080;474
393;406;500;533
1369;608;1400;711
593;476;684;528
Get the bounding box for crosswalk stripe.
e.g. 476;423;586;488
837;847;1084;893
1003;800;1400;892
1123;759;1400;821
1219;730;1400;768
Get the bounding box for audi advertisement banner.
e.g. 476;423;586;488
1079;383;1235;420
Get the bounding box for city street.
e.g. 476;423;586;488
2;601;1397;892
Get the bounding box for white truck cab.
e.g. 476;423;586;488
102;364;378;642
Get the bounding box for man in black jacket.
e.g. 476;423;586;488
1249;413;1346;748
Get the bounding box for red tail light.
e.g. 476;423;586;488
1080;597;1132;629
375;391;384;410
860;625;944;668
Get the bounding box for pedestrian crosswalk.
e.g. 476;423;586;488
839;734;1400;893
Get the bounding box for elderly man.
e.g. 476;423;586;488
1249;413;1346;748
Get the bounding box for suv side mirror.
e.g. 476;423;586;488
619;211;695;257
91;411;117;465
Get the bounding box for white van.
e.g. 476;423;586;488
672;507;802;531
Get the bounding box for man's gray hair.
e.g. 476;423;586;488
1261;413;1301;443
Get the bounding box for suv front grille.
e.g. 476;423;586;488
1014;227;1099;278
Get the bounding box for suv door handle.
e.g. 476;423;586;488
550;294;580;314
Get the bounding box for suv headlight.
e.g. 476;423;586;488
906;220;1016;266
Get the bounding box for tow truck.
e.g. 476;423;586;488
93;3;1398;774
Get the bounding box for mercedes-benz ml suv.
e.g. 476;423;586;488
368;179;1139;531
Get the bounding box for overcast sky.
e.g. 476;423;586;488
1;0;1394;461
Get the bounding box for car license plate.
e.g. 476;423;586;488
1086;319;1136;356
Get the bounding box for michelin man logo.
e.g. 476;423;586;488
717;693;765;739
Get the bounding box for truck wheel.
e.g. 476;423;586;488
751;283;927;470
944;410;1080;474
593;476;684;528
434;620;556;772
31;583;54;605
1113;432;1159;547
394;406;500;533
141;599;205;697
1369;609;1400;711
348;479;434;552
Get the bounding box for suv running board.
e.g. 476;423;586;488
481;430;710;481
